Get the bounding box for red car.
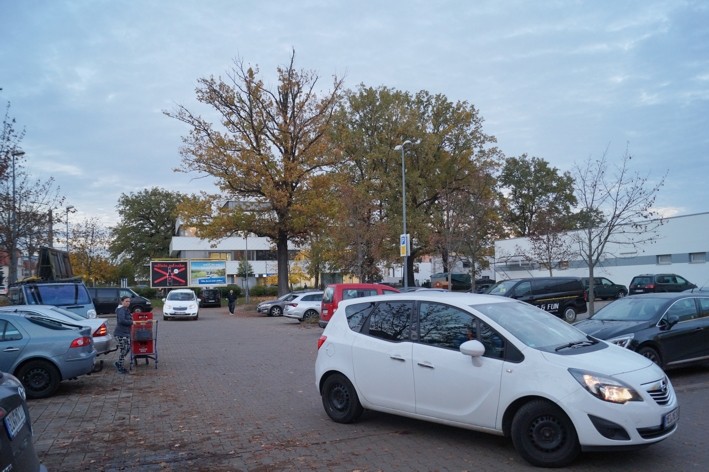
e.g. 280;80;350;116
319;283;399;328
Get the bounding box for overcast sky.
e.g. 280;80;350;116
2;0;707;228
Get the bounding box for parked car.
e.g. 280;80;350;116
0;371;47;471
574;292;709;369
485;277;587;322
162;289;199;320
257;290;315;317
628;274;697;294
315;292;678;467
87;287;152;314
198;288;221;308
0;305;114;358
319;283;399;328
0;311;96;398
8;279;97;319
581;277;628;300
284;291;324;322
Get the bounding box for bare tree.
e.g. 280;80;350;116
521;209;576;276
571;146;666;315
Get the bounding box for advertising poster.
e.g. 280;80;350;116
150;261;189;288
190;260;227;286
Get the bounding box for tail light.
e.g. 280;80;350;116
94;323;108;338
70;336;93;348
317;335;327;350
646;284;655;290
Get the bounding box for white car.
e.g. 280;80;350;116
284;291;323;322
162;289;199;320
315;292;679;468
0;305;114;357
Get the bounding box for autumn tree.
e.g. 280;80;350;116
518;208;576;276
499;155;577;237
71;217;115;285
571;145;666;315
109;187;185;279
165;51;344;295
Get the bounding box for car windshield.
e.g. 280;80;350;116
486;280;518;296
472;300;589;350
167;292;195;301
591;297;668;321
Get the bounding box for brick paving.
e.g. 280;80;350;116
25;302;708;471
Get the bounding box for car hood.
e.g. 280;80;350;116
540;342;657;378
574;318;651;339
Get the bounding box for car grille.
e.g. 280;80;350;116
645;377;672;406
174;306;187;311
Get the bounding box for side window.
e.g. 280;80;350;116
514;281;532;297
698;298;709;318
345;302;376;332
304;294;321;302
98;288;114;298
675;276;687;284
601;278;612;287
342;289;359;300
666;299;698;322
478;320;506;360
418;302;476;350
0;320;23;341
366;301;413;341
119;289;133;298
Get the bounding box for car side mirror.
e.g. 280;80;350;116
460;340;485;358
659;316;679;330
162;298;166;303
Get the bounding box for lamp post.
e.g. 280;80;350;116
8;149;25;284
65;205;76;252
394;140;414;289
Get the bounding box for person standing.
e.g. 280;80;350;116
227;290;237;315
113;296;133;373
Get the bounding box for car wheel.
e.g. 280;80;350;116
511;399;580;468
321;373;363;424
616;291;626;299
303;309;318;322
562;306;577;323
163;316;168;321
132;306;144;313
270;306;283;317
637;346;662;367
16;360;61;399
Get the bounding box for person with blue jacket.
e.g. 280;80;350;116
113;296;133;373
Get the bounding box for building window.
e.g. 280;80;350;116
208;252;230;261
690;252;706;264
558;260;569;270
657;254;672;265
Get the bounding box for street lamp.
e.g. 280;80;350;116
65;205;76;252
7;149;25;284
393;140;415;289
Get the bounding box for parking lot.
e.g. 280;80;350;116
26;301;709;471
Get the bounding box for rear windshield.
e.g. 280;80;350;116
632;276;653;285
24;284;93;306
323;287;335;303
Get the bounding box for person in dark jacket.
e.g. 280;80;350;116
227;290;237;315
113;296;133;373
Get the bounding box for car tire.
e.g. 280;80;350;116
132;306;146;313
16;360;61;399
303;309;318;322
616;291;626;299
321;373;363;424
562;306;577;323
270;306;283;317
637;346;662;367
511;399;580;468
163;316;168;321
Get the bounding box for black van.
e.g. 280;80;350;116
87;287;152;315
486;277;587;322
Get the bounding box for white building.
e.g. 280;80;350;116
494;212;709;288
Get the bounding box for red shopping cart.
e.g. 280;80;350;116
130;312;158;369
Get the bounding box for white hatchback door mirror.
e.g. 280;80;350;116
460;339;485;357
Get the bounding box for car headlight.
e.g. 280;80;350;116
606;333;634;348
569;368;642;404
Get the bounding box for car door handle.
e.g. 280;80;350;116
3;347;20;352
389;355;406;362
417;361;434;369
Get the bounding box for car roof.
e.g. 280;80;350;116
626;292;708;299
336;291;512;309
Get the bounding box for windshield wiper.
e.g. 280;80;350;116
555;337;598;352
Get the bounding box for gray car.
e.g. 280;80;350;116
257;290;317;317
0;311;97;399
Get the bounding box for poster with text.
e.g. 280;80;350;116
151;261;189;288
190;260;227;286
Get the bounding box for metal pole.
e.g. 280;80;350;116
9;150;24;284
65;205;75;252
401;143;407;290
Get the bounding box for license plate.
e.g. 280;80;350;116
663;407;679;428
4;405;27;440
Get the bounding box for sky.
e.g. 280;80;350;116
1;0;708;229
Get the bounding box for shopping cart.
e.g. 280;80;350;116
130;312;158;369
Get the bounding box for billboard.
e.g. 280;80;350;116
190;260;227;286
150;261;189;288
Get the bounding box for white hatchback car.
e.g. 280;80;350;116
162;289;199;320
315;292;679;468
284;291;323;322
